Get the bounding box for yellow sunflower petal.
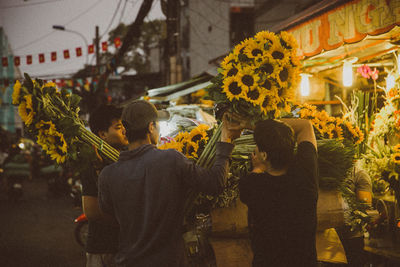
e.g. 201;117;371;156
12;80;22;105
222;76;247;101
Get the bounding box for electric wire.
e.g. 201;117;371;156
0;0;64;9
100;0;123;39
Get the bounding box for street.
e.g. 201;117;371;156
0;177;85;267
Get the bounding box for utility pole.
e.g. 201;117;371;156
166;0;181;85
95;25;100;75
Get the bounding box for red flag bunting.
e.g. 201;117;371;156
63;49;70;59
39;53;45;63
101;41;108;52
88;44;94;54
2;57;8;67
14;56;20;66
26;55;32;65
76;47;82;57
114;37;121;48
51;52;57;62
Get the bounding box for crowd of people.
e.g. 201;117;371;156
78;99;327;267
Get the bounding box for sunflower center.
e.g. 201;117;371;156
252;49;262;57
279;68;289;82
262;79;272;90
278;87;284;96
260;63;273;75
26;108;32;113
247;89;260;101
396;155;400;161
188;145;195;155
227;67;238;77
280;39;291;49
262;96;270;108
242;75;254;86
192;134;202;143
228;82;242;95
272;51;284;60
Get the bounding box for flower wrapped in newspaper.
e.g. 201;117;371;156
12;73;119;165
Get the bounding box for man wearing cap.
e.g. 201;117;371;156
98;100;243;267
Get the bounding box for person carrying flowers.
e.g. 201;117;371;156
97;100;245;267
82;104;129;267
239;118;318;267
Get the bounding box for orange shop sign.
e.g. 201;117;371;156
288;0;400;58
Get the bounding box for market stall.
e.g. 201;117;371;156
271;0;400;264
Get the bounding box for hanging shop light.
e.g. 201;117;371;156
300;73;311;97
386;73;395;91
342;57;358;87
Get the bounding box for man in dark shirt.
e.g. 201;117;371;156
81;104;129;267
98;100;243;267
239;118;318;267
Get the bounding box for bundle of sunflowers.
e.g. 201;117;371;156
12;74;119;164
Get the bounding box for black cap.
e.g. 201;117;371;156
122;100;170;131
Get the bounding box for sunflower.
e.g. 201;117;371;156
237;65;260;90
275;63;293;90
244;86;264;106
394;144;400;152
257;56;280;78
37;131;52;151
188;124;209;143
175;131;190;143
53;131;68;153
279;31;298;51
269;42;290;65
254;31;279;48
35;120;56;134
158;140;184;152
222;76;247;101
392;153;400;164
244;39;265;60
260;91;279;115
44;81;57;88
233;39;250;57
221;53;237;70
12;80;22;105
259;77;278;96
184;141;199;159
18;95;35;125
48;147;67;164
222;63;239;78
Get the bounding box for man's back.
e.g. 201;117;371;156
240;141;318;267
99;142;233;267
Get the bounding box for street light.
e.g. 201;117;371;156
52;25;89;65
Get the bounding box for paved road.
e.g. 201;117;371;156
0;177;85;267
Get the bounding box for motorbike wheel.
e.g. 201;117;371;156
74;220;89;248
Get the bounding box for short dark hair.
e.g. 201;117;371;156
125;127;149;143
89;105;123;135
254;119;295;170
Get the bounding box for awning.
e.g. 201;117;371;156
272;0;400;59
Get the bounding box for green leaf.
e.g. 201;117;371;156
70;94;81;108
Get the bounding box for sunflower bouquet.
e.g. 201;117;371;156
158;124;210;160
298;103;364;144
12;73;119;165
207;30;300;123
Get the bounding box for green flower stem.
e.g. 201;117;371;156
184;124;222;216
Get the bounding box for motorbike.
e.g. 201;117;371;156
74;213;88;248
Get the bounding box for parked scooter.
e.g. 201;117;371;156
74;213;88;247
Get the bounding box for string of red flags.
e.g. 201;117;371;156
1;37;122;67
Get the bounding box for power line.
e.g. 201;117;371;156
0;0;64;9
100;0;123;39
118;0;128;25
12;0;104;52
